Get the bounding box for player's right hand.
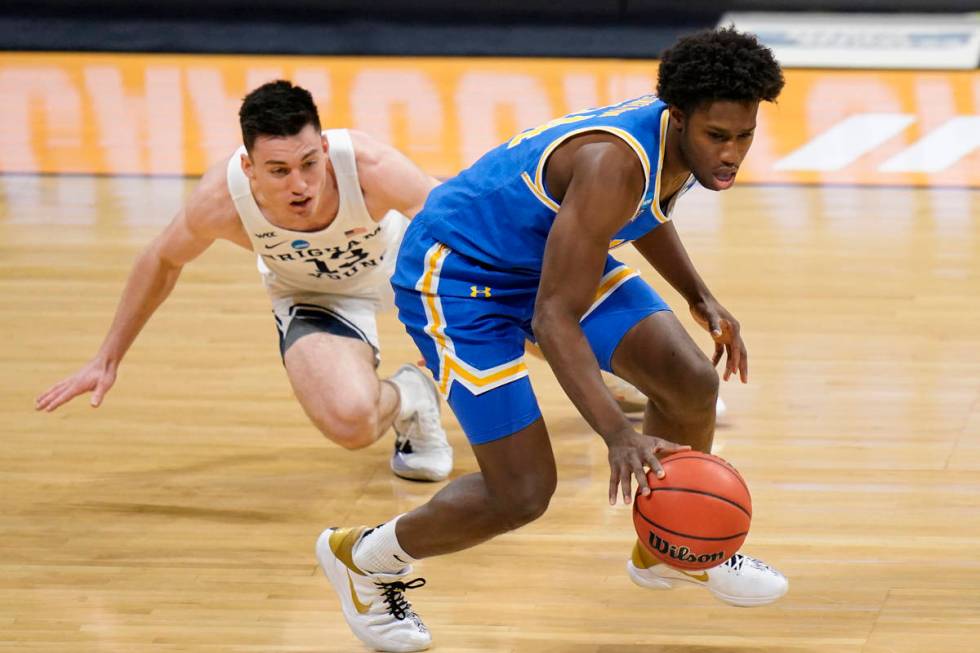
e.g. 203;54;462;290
35;358;118;412
606;429;690;506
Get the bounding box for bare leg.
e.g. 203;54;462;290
284;332;399;450
395;417;557;558
615;317;789;605
316;406;551;650
610;311;719;453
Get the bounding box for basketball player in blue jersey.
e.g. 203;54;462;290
35;81;452;482
318;28;787;651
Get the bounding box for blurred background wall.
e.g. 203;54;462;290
2;0;978;56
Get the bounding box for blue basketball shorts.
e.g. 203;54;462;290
392;224;670;445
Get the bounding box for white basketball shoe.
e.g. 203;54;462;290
316;527;431;652
602;371;727;418
389;365;453;481
627;540;788;607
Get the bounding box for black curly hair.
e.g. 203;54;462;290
657;27;784;114
239;80;321;152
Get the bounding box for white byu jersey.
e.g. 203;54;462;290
226;129;406;303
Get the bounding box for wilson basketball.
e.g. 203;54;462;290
632;451;751;570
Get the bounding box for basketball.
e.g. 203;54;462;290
632;451;751;570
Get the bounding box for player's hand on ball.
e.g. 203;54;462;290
35;358;118;412
606;429;690;505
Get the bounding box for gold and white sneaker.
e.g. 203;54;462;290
627;540;788;607
602;372;727;418
316;527;431;652
389;365;453;482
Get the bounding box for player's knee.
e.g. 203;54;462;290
492;475;557;531
672;356;719;414
312;400;379;450
496;494;551;531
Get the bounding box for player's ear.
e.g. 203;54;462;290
241;152;254;179
321;133;329;153
668;105;687;133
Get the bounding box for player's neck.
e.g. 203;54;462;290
305;166;340;230
660;124;692;200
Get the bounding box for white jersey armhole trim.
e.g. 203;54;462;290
325;129;374;224
226;146;272;230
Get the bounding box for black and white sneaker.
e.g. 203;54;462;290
388;365;452;481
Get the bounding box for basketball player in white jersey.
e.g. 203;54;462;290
35;80;453;482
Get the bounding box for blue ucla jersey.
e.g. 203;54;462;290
393;95;686;443
416;95;697;273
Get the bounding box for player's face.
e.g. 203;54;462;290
676;100;758;191
244;124;327;218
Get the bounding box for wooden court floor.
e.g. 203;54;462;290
2;172;979;651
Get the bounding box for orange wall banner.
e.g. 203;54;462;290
1;52;977;187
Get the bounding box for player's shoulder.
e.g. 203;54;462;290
346;129;390;166
559;131;644;174
183;156;240;236
346;129;405;186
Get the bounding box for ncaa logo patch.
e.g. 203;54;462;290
291;240;310;250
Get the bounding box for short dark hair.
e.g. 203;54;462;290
239;80;322;152
657;27;784;114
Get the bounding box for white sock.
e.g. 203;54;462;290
353;514;417;574
387;375;416;422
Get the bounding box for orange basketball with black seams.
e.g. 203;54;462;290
632;451;751;570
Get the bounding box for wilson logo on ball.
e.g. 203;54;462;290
647;532;725;565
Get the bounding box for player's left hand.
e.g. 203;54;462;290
689;298;747;383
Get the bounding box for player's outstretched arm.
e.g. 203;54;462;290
531;137;689;505
34;163;232;412
632;224;747;382
349;130;439;219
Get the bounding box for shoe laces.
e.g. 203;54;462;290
394;430;413;454
722;553;747;573
396;409;448;453
376;577;426;620
722;553;774;575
